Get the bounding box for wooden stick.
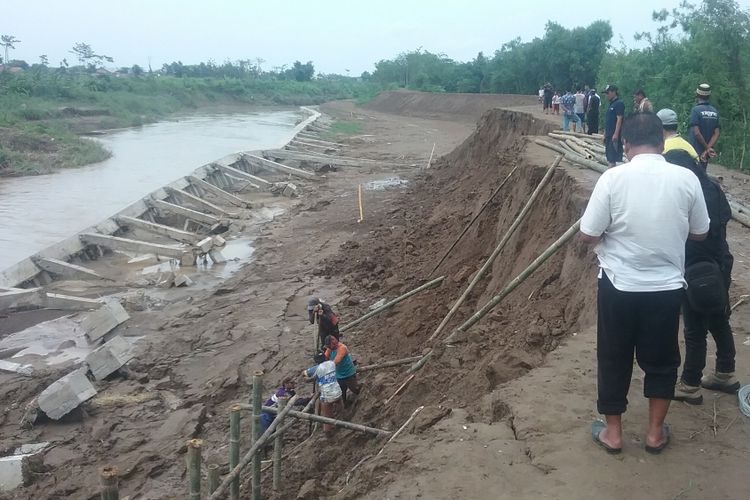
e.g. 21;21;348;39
209;395;299;500
728;200;750;229
425;143;436;170
554;129;604;140
99;466;119;500
357;356;423;372
731;294;749;311
340;276;445;333
443;219;582;344
272;396;288;492
229;405;241;500
385;374;415;405
251;371;263;500
251;405;391;436
427;156;562;343
429;165;519;277
186;439;202;500
357;184;364;223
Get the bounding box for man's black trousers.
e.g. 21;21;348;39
597;273;683;415
680;299;736;386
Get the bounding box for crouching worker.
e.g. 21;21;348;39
308;297;341;350
303;353;343;433
260;377;311;433
323;335;360;404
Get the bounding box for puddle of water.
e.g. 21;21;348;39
196;237;256;279
364;176;408;191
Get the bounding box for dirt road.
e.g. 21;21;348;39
1;91;748;499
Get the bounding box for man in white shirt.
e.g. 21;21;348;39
580;113;710;455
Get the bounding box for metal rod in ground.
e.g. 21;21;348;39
241;405;392;436
340;276;445;333
208;464;220;494
229;405;241;500
99;465;119;500
357;356;423;372
429;164;519;277
186;439;203;500
273;396;288;491
427;155;562;343
443;219;582;344
251;370;264;500
208;395;299;500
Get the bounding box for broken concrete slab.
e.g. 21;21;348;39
212;162;272;188
212;235;226;247
148;198;221;227
85;336;134;381
187;175;251;208
174;274;193;287
43;293;104;311
165;186;232;217
243;153;317;180
0;288;44;312
37;367;97;420
80;233;188;260
116;215;200;244
0;360;34;376
196;237;214;253
0;444;46;492
126;254;159;266
208;249;226;264
33;257;111;281
75;299;130;342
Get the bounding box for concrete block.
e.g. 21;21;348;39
76;299;130;342
0;444;45;492
0;288;44;312
180;252;196;267
197;237;214;253
0;360;34;376
282;182;299;198
85;336;134;381
208;249;226;264
212;235;227;247
37;368;97;420
174;274;193;287
43;293;104;311
127;254;158;266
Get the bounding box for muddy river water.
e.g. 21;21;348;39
0;109;301;267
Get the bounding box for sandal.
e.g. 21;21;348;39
645;423;671;455
591;420;622;454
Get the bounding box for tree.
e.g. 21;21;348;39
39;54;48;67
286;60;315;81
131;64;144;76
69;42;114;71
0;35;21;67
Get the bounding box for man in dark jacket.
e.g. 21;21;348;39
308;297;340;349
664;150;740;404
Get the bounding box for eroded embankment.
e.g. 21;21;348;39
291;109;600;498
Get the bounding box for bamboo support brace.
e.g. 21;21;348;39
99;466;119;500
357;356;423;372
273;396;288;491
229;405;241;500
186;439;203;500
244;404;392;436
251;371;263;500
427;155;562;343
340;276;445;333
209;395;299;500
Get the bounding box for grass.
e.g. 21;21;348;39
328;121;363;135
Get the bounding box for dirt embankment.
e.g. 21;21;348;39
365;90;539;122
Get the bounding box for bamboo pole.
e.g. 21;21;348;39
554;129;604;140
246;405;392;436
384;374;415;404
209;395;299;500
376;406;424;457
426;155;562;343
186;439;203;500
272;396;288;492
99;466;119;500
229;405;241;500
728;200;750;229
565;139;594;159
357;184;364;223
275;392;319;436
443;219;582;344
534;140;607;174
208;464;220;494
251;371;263;500
429;165;519;277
340;276;445;333
425;142;436;170
357;356;423;372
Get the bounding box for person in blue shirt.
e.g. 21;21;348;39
688;83;721;168
603;84;625;167
560;90;582;133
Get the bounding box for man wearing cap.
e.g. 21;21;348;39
323;335;360;404
308;297;341;349
689;83;721;167
580;113;710;455
633;89;654;114
603;85;625;167
587;88;601;135
657;108;699;161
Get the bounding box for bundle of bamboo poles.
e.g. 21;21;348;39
543;131;609;168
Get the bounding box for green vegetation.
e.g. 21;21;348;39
328;121;363;135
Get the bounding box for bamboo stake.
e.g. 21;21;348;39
376;406;424;457
186;439;203;500
425;142;436;169
99;466;119;500
534;140;607;174
229;405;241;500
426;155;562;343
208;464;220;494
357;184;364;223
357;356;423;372
443;219;582;344
340;276;445;333
555;129;604;140
384;374;415;405
272;396;288;491
209;395;299;500
429;165;519;277
565;139;594;159
251;371;263;500
728;200;750;229
275;392;319;436
558;140;578;156
246;405;392;436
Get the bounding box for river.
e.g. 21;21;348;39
0;110;301;267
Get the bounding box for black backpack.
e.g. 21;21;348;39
684;260;728;314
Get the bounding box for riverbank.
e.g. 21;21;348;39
0;73;374;177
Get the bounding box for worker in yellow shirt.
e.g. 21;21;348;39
657;108;699;161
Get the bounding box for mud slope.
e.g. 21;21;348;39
365;90;539;121
285;109;600;498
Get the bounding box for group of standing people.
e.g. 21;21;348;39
579;82;738;455
540;84;602;135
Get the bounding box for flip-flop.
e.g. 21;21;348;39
591;420;622;454
645;423;671;455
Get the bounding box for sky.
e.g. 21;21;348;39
2;0;717;75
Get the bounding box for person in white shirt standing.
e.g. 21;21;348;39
579;113;710;455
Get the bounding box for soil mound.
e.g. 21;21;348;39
309;109;599;498
365;90;539;121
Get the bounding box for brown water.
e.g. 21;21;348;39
0;110;300;266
